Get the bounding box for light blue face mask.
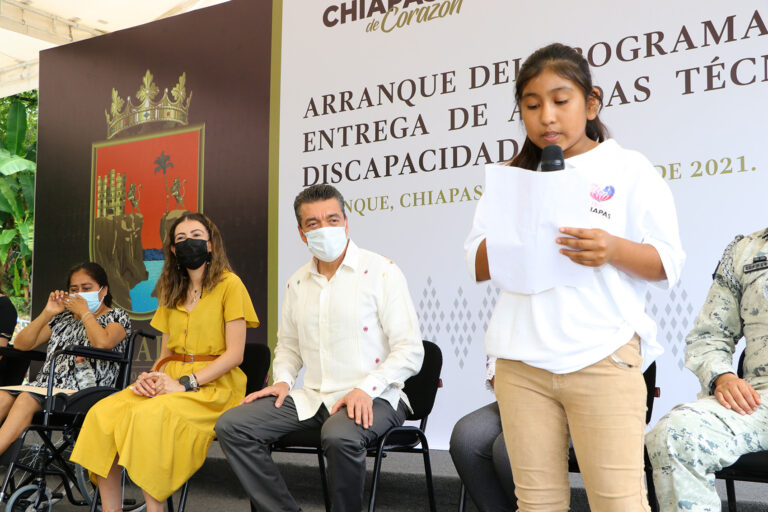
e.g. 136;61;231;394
75;287;104;313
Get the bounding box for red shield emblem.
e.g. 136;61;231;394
89;125;204;318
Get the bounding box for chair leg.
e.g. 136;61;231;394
367;448;387;512
725;479;737;512
89;486;101;512
458;483;467;512
167;493;175;512
317;450;331;512
176;480;190;512
418;434;437;512
644;448;659;512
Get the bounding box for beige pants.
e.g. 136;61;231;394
495;337;650;512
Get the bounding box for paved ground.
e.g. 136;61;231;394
4;443;768;511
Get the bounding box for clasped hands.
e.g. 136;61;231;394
131;371;185;397
241;382;375;428
714;372;762;415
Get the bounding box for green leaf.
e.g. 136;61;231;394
17;171;34;212
12;263;21;295
17;218;33;252
0;229;15;245
4;101;27;157
0;177;22;218
0;149;35;176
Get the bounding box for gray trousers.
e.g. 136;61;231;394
215;395;408;512
449;402;517;512
646;393;768;512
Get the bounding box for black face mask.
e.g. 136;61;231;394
175;238;210;270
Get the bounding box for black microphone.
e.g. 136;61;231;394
541;145;565;171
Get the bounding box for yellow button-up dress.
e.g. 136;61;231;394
70;271;259;501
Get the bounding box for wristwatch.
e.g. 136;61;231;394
178;374;199;392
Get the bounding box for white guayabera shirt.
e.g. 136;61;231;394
274;240;425;421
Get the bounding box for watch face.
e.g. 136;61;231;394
179;376;191;389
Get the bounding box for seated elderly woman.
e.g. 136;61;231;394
0;261;130;457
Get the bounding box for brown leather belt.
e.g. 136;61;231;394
152;353;218;372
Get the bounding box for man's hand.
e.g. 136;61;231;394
714;373;761;415
241;381;290;407
330;388;373;429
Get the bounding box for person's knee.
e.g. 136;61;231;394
646;411;687;464
449;414;472;458
214;407;240;441
491;433;510;468
15;392;41;412
320;422;365;454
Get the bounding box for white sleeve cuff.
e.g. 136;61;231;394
358;375;388;399
273;375;295;391
485;356;497;391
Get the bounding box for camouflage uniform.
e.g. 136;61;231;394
647;229;768;511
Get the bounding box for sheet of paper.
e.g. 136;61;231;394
0;384;76;396
484;163;596;294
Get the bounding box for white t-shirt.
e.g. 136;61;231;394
464;139;686;373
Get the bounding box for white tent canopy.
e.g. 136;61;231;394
0;0;229;98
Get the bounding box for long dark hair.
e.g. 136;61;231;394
66;262;113;307
509;43;609;170
154;212;231;308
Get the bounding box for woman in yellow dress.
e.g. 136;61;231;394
71;212;259;512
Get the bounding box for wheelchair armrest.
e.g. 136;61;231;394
52;345;126;363
46;346;127;399
0;345;46;361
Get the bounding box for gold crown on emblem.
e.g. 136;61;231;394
105;70;192;139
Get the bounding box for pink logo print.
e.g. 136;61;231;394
590;184;615;202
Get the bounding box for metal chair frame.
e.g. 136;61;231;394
714;350;768;512
272;340;442;512
0;329;149;512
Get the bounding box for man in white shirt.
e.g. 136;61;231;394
216;184;424;512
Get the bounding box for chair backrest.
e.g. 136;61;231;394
737;350;746;378
643;361;657;425
402;340;442;421
117;329;147;389
240;342;271;395
0;349;34;386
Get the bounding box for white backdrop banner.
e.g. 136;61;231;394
278;0;768;448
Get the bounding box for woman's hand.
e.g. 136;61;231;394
44;290;68;316
64;293;91;319
130;371;159;397
154;373;185;395
557;227;616;267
